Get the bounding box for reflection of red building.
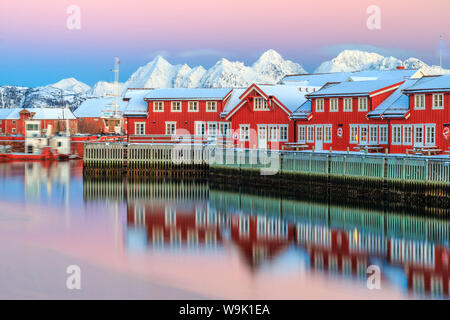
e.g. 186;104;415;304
388;239;450;297
127;202;224;247
230;214;294;267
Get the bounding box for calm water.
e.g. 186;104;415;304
0;160;449;300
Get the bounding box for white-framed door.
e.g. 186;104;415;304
315;125;323;151
257;125;267;149
414;125;424;147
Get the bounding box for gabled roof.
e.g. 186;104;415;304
0;108;18;120
74;97;127;118
220;88;246;117
1;108;76;120
305;79;404;98
143;88;233;101
402;75;450;93
224;84;307;120
368;79;418;119
123;89;152;116
290;100;312;120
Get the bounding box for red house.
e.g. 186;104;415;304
124;88;233;142
223;84;306;150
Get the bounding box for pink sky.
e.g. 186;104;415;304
0;0;448;86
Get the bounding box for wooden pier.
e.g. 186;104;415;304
83;142;450;185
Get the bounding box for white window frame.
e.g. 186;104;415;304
392;125;402;145
324;124;332;143
206;101;217;112
414;94;425;110
171;101;181;112
425;124;436;146
414;125;424;147
343;98;353;112
358;97;368;112
316;99;324;112
329;98;339;112
359;125;368;144
298;125;306;143
379;125;388;144
239;124;250;141
195;121;206;136
134;122;146;135
219;122;231;137
369;125;378;144
403;125;413;145
188;101;199;112
153;101;164;112
349;125;358;144
207;122;217;137
254;97;269;111
165;121;177;135
306;125;315;143
279;125;289;142
432;94;444;110
268;125;278;141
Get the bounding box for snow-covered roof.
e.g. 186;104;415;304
1;108;76;120
123;89;152;116
402;75;450;93
0;108;17;120
255;84;307;113
74;98;126;118
368;79;418;119
306;79;404;98
220;88;246;117
143;88;232;100
290;100;312;120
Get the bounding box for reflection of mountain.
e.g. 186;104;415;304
83;177;450;298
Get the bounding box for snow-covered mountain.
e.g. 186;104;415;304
315;50;450;74
1;49;449;110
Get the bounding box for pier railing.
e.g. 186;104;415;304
83;143;450;184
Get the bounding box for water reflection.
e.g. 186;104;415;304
83;174;450;299
0;161;449;299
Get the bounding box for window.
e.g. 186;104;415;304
379;125;388;144
240;124;250;141
329;98;338;112
188;101;199;112
195;121;206;136
206;101;217;112
165;122;176;135
171;101;181;112
392;125;402;145
12;128;16;133
369;125;378;144
432;94;444;109
26;124;39;131
350;125;358;144
298;125;306;143
219;123;230;136
207;122;217;136
279;125;288;141
415;125;423;146
403;125;412;145
324;125;332;143
316;99;324;112
359;126;368;143
343;98;353;112
307;125;315;143
268;125;278;141
425;124;435;146
135;122;145;135
414;94;425;110
254;97;269;111
358;97;368;112
153;101;164;112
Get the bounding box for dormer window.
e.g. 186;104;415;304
254;97;269;111
358;97;368;112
